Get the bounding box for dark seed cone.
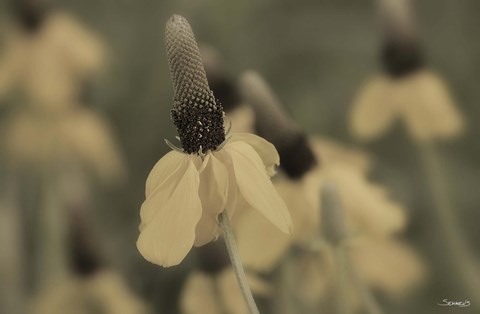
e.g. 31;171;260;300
12;0;51;33
165;15;225;154
239;71;317;179
378;0;424;77
321;183;348;246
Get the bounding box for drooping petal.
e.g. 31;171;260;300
324;165;406;236
236;208;291;272
140;152;191;230
194;153;229;247
180;272;222;314
224;141;292;234
349;76;398;141
137;159;202;267
400;70;465;141
145;150;186;197
217;268;272;314
350;238;425;296
229;133;279;176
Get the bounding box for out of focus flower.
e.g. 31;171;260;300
137;15;291;268
180;242;270;314
29;271;149;314
0;8;105;108
349;70;464;142
235;71;424;307
349;0;464;142
3;106;126;184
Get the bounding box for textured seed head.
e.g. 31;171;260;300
239;71;317;179
165;15;225;154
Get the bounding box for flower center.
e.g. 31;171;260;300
171;90;225;155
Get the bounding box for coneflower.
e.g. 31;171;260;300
137;15;292;314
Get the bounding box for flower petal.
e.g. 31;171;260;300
137;159;202;267
225;141;292;234
180;272;221;314
145;150;186;197
194;153;229;247
236;208;291;272
229;133;279;176
349;76;398;141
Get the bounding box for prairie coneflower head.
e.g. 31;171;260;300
137;15;292;268
239;71;318;180
349;0;464;142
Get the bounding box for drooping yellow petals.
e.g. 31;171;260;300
349;76;398;141
236;208;292;272
180;272;222;314
350;70;465;142
225;141;292;234
229;133;280;176
195;153;229;246
324;165;406;237
137;158;202;267
350;238;425;297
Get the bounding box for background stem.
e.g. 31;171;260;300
219;211;260;314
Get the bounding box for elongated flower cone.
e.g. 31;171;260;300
239;71;317;179
137;15;291;268
166;15;225;154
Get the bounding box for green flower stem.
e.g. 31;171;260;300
418;142;480;306
219;211;260;314
322;183;384;314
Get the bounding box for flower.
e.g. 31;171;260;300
349;0;464;142
233;71;423;307
349;70;464;142
0;9;105;109
29;271;149;314
179;241;271;314
137;15;292;267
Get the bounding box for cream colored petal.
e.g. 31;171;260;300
86;271;149;314
225;141;292;234
310;136;371;174
236;208;292;272
274;171;322;243
194;153;229;247
137;160;202;267
350;238;425;297
228;133;279;176
217;268;272;314
401;70;465;141
145;150;187;197
224;105;256;134
180;272;222;314
349;76;398;141
139;154;191;229
325;166;406;236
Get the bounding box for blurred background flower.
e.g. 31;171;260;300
1;0;480;313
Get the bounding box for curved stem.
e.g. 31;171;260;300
219;212;260;314
418;143;480;305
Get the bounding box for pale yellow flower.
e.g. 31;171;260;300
349;70;464;142
2;107;126;183
137;15;291;267
0;11;105;108
29;271;149;314
236;138;406;272
180;269;271;314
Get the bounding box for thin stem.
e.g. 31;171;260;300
219;212;260;314
418;143;480;306
322;183;384;314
